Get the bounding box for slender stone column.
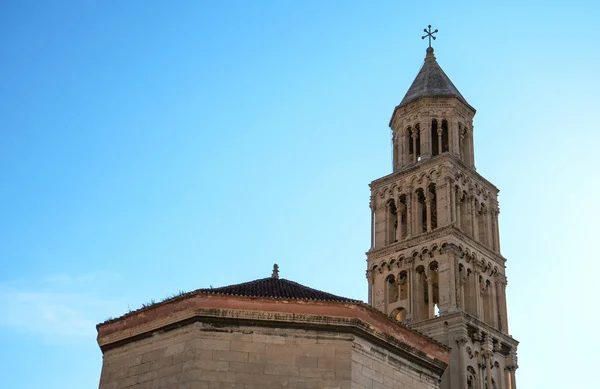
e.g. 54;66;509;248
445;177;453;226
367;270;373;305
459;129;466;162
471;196;478;239
414;269;421;321
478;356;484;389
437;127;443;155
407;266;414;320
491;278;499;329
427;270;434;318
498;277;509;333
469;124;476;167
491;210;499;251
485;353;492;389
459;274;466;310
474;271;483;319
370;199;375;249
412;130;418;163
425;192;432;233
508;368;517;389
494;208;501;250
449;253;457;310
486;207;493;247
384;202;390;245
455;336;468;389
456;190;461;229
413;190;421;234
422;117;432;159
496;361;504;389
453;122;461;157
406;190;413;238
397;196;404;241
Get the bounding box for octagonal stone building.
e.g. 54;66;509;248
97;273;449;389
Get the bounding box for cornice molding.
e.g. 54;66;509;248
370;153;499;195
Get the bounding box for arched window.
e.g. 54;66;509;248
478;204;488;246
483;278;493;325
464;269;477;316
399;195;408;240
428;183;437;230
386;274;398;303
428;261;440;318
408;126;421;163
386;199;398;245
467;366;477;389
431;119;439;156
441;120;449;153
393;137;399;171
415;265;427;321
390;307;407;322
459;192;473;236
459;123;468;162
399;271;408;300
416;189;426;233
415;124;421;161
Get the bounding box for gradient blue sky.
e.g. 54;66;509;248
1;1;598;388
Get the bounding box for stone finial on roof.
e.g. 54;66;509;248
272;263;279;279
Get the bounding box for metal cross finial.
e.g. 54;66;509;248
422;25;438;48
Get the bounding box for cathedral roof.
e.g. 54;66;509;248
398;47;474;111
196;276;359;302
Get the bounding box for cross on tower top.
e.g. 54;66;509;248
421;25;438;48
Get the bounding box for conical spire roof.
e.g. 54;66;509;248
399;47;474;111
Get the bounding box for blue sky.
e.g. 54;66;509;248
1;1;598;388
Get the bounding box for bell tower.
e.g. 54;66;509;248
366;39;519;389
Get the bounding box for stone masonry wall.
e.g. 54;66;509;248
351;336;440;389
98;321;354;389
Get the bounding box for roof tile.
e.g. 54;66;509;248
197;277;359;302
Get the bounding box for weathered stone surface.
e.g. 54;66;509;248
98;321;446;389
369;47;520;389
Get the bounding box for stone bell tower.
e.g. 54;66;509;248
366;44;519;389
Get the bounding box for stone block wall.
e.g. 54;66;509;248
99;321;354;389
351;337;440;389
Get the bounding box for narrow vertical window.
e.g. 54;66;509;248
431;119;439;156
415;124;421;160
441;120;449;152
